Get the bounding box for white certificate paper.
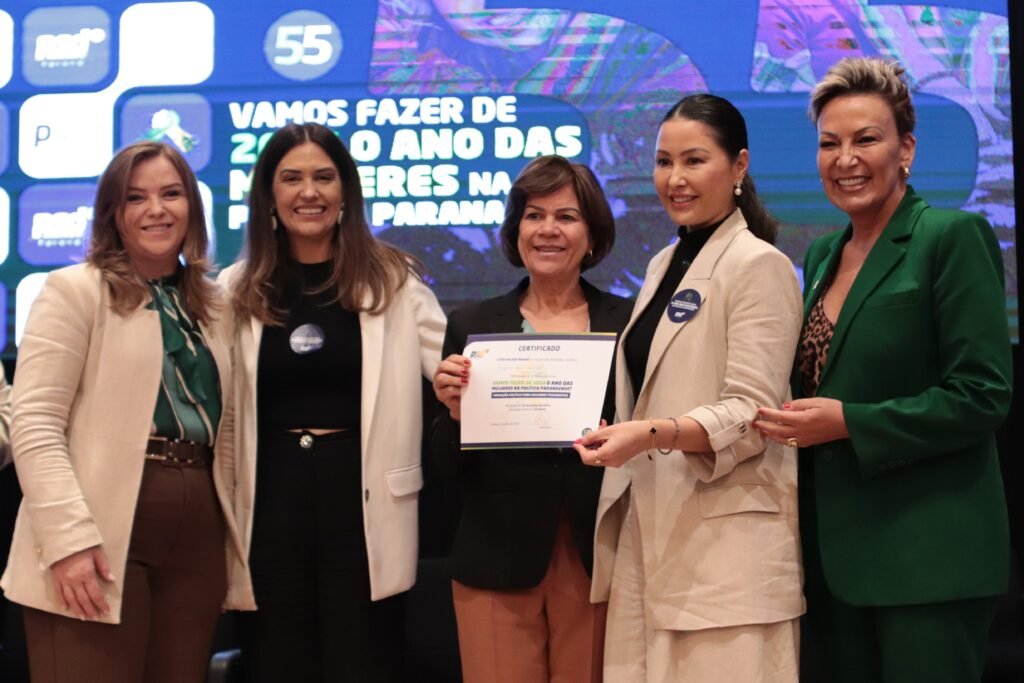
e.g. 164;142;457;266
460;333;617;449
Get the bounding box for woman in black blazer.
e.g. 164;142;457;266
431;155;630;683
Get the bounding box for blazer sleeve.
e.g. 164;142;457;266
217;383;237;508
408;274;447;381
429;305;473;480
210;287;237;508
843;211;1012;476
0;364;12;469
11;269;103;566
683;247;803;482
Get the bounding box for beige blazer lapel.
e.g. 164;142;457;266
635;210;747;417
249;316;263;356
359;305;384;459
200;314;246;563
200;318;231;398
238;315;263;425
614;247;673;422
237;315;263;384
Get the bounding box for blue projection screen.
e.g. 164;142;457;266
0;0;1017;354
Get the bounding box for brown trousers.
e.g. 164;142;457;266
452;518;606;683
24;460;227;683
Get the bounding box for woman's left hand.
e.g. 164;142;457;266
572;420;648;468
755;397;849;449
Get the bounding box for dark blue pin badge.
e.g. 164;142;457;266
666;289;702;323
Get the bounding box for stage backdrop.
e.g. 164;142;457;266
0;0;1016;354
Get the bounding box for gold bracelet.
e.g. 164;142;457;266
658;416;679;455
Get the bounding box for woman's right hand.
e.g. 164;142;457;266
755;397;849;448
50;545;114;619
433;353;470;421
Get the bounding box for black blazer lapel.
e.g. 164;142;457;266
493;276;628;336
485;278;530;334
582;278;628;335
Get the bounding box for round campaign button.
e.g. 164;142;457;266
290;323;325;354
666;289;702;323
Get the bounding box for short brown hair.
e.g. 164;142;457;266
809;57;916;137
499;155;615;271
87;141;216;322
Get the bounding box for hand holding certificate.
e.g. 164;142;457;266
459;333;617;449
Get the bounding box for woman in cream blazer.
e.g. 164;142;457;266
576;95;804;682
219;123;445;682
220;266;445;604
2;142;250;683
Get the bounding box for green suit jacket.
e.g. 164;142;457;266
799;188;1012;606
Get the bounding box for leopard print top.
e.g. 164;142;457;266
798;293;835;397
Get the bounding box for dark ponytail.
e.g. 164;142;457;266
661;94;778;244
735;174;777;244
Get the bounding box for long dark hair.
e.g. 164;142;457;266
231;123;420;324
661;94;778;243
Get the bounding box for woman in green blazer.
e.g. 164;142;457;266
756;57;1012;682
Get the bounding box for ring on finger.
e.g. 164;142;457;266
786;436;798;448
594;456;603;465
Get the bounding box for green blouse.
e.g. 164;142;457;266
146;277;221;445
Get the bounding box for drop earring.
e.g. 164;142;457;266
336;207;344;227
901;166;911;180
270;208;278;232
733;180;743;197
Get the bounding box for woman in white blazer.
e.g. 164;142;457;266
1;142;248;682
575;95;805;682
219;123;445;682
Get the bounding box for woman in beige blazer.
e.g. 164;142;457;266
219;123;445;682
0;364;10;470
575;95;804;682
1;142;250;683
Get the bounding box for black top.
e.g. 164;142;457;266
429;277;632;590
257;260;362;431
623;222;720;401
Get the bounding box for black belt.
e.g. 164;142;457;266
145;437;213;467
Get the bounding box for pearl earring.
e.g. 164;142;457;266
734;180;743;197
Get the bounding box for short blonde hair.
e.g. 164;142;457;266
809;57;915;137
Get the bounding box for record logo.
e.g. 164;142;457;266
23;6;111;87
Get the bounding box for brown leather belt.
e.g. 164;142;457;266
145;437;213;467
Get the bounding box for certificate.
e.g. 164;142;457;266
460;332;617;449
